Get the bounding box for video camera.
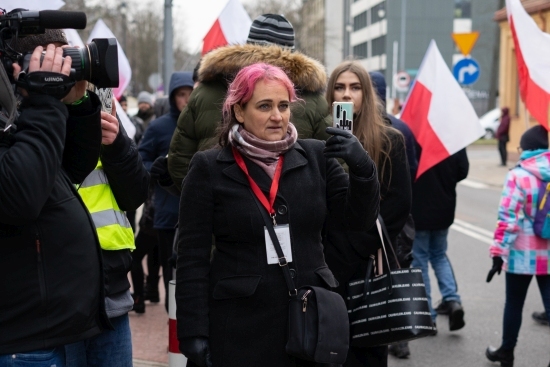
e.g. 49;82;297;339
0;8;119;89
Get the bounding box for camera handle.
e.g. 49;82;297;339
16;71;75;100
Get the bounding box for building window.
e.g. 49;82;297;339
454;0;471;18
353;42;368;59
371;1;386;23
353;11;368;31
372;35;386;57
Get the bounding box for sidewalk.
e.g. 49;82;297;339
130;275;170;366
465;144;515;188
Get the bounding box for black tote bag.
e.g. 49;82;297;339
347;219;436;347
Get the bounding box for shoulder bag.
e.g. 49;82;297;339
347;217;436;347
254;196;350;364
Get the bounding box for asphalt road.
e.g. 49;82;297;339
388;182;550;367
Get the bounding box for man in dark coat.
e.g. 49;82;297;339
411;148;469;332
496;107;510;166
138;71;194;310
0;40;109;360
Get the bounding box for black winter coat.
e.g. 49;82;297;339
0;93;109;354
176;140;380;367
411;148;469;230
324;128;411;296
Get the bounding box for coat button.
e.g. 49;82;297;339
289;269;296;279
278;205;288;215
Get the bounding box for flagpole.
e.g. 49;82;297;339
524;105;530;131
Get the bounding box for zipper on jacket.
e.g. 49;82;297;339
36;233;47;305
302;290;312;312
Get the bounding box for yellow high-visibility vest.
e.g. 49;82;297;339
78;160;135;251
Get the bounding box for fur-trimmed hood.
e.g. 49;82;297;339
198;44;327;93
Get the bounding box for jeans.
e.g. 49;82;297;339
0;348;65;367
65;314;132;367
411;229;461;320
501;273;550;350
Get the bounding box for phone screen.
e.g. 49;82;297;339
332;102;353;131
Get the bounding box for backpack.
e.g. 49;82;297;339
533;180;550;239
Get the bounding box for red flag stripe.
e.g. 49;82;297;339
202;19;228;55
169;318;179;354
510;16;550;129
401;81;450;179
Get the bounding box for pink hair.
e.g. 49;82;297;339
222;63;297;126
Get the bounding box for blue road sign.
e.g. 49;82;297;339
452;58;480;85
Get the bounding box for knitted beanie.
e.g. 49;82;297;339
10;29;68;54
520;124;548;151
247;14;295;50
137;91;154;107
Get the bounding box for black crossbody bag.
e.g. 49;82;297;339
253;196;350;364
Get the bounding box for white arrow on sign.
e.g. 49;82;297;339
458;63;478;84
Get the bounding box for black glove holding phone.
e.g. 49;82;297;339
486;256;504;283
179;337;212;367
324;127;375;178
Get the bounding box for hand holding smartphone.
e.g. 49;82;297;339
332;102;353;131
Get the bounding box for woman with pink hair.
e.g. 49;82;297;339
175;63;380;367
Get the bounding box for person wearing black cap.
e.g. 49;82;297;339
486;124;550;367
167;13;331;192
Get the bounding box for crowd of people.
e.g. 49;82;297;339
0;9;548;367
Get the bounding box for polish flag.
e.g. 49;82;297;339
506;0;550;129
87;19;132;100
401;40;483;179
202;0;252;55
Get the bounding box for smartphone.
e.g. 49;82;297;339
332;102;353;131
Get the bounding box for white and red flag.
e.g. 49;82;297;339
506;0;550;129
87;19;132;100
401;40;483;179
202;0;252;55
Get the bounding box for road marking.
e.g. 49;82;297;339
454;218;495;238
459;179;489;189
451;219;494;245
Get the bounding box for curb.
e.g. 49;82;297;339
133;359;169;367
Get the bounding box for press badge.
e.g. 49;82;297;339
264;224;293;265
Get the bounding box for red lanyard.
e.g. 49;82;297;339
232;146;284;224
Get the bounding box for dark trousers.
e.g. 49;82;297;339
498;138;508;166
344;345;388;367
158;228;176;312
130;230;160;300
502;273;550;350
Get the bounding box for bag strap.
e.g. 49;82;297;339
251;191;298;297
377;215;401;269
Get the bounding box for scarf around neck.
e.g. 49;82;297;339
229;122;298;178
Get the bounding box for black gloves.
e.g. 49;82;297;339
324;127;374;178
179;337;212;367
150;156;173;186
486;256;504;283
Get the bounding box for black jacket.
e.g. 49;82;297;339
176;140;379;367
324;128;412;296
0;93;109;354
411;148;469;230
100;123;149;296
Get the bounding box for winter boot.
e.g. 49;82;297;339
486;346;514;367
144;274;160;303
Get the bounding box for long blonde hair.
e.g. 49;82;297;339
326;61;393;185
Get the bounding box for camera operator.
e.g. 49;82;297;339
0;38;109;366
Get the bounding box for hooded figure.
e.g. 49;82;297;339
138;72;194;309
167;14;331;192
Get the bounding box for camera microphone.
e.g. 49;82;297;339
38;11;87;30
